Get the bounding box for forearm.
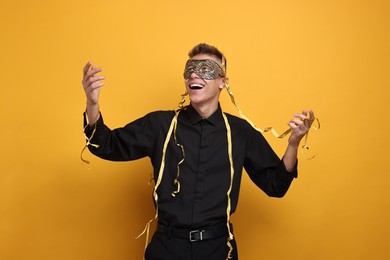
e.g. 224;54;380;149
86;101;100;126
283;144;298;172
82;111;160;162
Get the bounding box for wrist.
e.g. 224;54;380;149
288;137;300;149
86;99;98;107
288;143;299;150
85;103;100;127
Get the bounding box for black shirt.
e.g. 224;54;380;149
84;105;297;229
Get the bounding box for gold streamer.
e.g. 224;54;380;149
222;112;235;260
178;92;187;109
135;111;180;259
171;122;185;197
171;92;188;196
81;112;100;164
300;118;320;159
224;83;320;157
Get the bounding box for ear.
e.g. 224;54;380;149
219;77;229;90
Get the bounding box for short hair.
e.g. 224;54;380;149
188;43;227;74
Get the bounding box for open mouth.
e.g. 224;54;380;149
189;83;204;90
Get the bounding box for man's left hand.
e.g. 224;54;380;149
287;109;315;148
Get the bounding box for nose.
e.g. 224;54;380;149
189;72;200;79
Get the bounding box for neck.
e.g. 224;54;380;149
191;102;219;119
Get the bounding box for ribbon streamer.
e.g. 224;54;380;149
225;83;320;157
135;111;180;260
81;112;100;164
221;112;235;260
171;109;185;197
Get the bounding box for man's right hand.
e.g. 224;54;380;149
82;61;105;126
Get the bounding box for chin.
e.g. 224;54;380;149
188;96;203;105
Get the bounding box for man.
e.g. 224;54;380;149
82;43;315;260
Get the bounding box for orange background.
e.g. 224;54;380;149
1;0;389;259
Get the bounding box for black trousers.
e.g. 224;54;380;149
145;231;238;260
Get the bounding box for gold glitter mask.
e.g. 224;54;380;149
183;59;224;80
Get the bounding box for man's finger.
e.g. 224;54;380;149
294;113;309;121
85;67;103;80
290;119;304;127
89;81;105;90
87;75;105;87
309;109;315;120
83;61;92;76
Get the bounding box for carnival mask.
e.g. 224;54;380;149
183;59;225;80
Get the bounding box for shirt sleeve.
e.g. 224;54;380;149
83;111;162;161
244;127;298;198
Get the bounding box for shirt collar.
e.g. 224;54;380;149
185;104;223;126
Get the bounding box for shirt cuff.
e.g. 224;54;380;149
83;111;103;138
280;158;298;179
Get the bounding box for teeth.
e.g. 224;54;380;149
190;84;204;89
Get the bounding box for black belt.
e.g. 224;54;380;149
157;224;231;242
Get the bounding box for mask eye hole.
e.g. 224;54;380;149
186;66;194;72
200;65;213;73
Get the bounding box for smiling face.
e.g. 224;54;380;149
184;54;226;111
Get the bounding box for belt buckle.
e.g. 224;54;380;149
189;230;205;242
